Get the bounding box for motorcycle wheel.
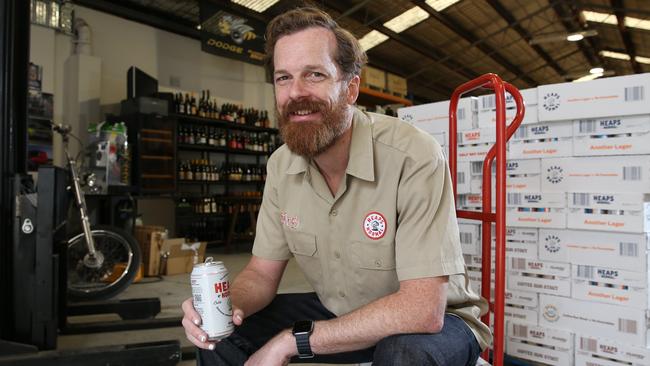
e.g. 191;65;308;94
66;225;141;301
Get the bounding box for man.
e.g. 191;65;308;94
182;7;490;366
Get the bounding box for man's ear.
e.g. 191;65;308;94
346;75;361;105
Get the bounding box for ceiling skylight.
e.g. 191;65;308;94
383;6;430;33
425;0;461;12
231;0;279;13
358;30;389;51
582;10;650;31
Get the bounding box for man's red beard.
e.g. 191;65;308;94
277;91;349;158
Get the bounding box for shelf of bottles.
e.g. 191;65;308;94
176;192;262;243
177;125;279;156
172;90;279;132
172;89;281;246
177;160;266;184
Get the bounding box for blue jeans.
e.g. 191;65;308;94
197;292;481;366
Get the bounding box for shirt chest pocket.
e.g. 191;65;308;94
349;241;396;270
285;230;318;257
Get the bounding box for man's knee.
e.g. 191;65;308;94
373;334;437;366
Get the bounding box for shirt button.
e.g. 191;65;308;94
375;259;382;267
338;291;345;298
330;209;338;216
334;251;341;259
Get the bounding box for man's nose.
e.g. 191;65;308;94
288;78;310;100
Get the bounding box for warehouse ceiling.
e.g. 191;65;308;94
73;0;650;104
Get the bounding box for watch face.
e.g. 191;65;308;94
293;320;313;334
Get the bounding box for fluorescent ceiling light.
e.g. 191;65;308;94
625;16;650;31
582;10;618;25
383;6;429;33
590;67;604;74
358;30;389;51
583;10;650;31
231;0;279;13
600;50;631;60
600;50;650;64
573;72;603;82
425;0;460;12
636;55;650;64
566;33;584;41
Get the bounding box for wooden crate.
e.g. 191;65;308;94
134;225;167;276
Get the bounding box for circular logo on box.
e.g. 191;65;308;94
543;92;560;111
546;165;564;184
543;304;559;322
363;212;387;240
544;235;561;253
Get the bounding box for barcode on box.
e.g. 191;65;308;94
618;319;637;334
459;195;467;207
483;95;496;110
619;242;638;257
511;257;526;271
512;324;528;338
460;232;473;244
458;172;466;184
624;86;644;102
507;193;522;206
579;337;598;353
579;120;597;134
572;193;590;206
623;167;641;181
471;162;483;175
458;108;466;121
576;265;595;279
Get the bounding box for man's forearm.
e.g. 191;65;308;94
310;278;448;354
230;267;279;318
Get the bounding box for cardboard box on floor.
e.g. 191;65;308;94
161;239;207;275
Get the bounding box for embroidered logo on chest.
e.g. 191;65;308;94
280;211;299;230
363;212;386;240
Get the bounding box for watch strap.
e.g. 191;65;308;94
295;331;313;358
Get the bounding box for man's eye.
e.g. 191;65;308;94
307;72;325;81
275;75;290;83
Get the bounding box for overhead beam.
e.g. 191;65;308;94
611;0;642;73
408;1;556;85
322;0;481;82
73;0;200;40
412;0;538;87
485;0;568;80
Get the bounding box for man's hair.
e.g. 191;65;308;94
265;6;368;81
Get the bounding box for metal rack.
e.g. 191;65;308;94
448;73;525;366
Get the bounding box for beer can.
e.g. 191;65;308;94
191;257;234;341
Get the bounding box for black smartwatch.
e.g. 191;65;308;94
292;320;314;359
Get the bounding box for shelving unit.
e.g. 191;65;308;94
173;113;279;249
357;86;413;107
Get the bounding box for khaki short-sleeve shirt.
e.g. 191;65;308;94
252;108;492;350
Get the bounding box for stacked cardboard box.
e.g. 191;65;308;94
533;74;650;363
398;72;650;365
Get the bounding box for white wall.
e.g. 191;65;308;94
29;5;276;234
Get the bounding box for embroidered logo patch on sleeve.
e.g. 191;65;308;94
363;212;386;240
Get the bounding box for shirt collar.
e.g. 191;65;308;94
284;107;375;181
346;108;375;182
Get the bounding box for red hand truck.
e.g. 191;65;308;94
449;74;526;366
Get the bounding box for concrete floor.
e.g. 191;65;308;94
58;249;359;365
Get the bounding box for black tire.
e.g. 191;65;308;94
66;225;141;301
